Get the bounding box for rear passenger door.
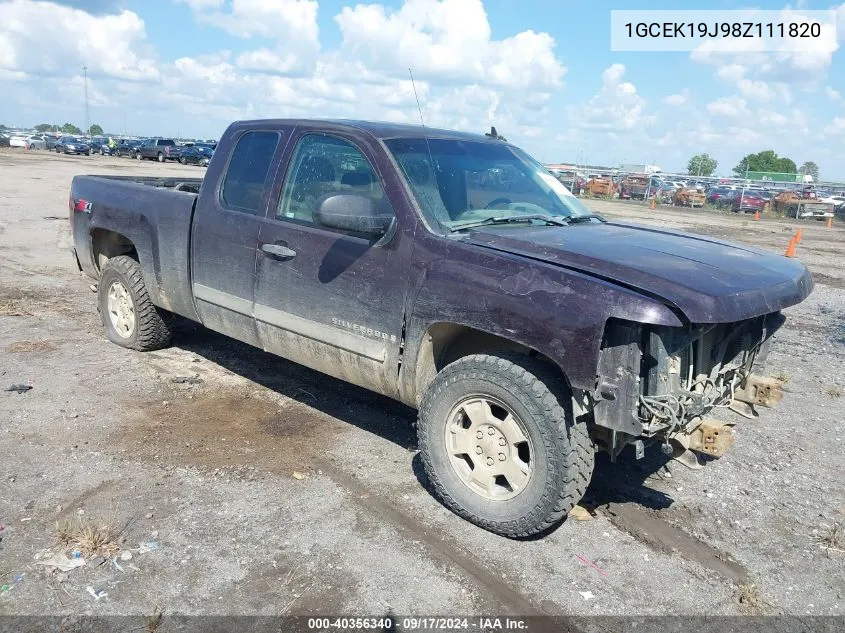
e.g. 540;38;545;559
190;128;285;348
254;131;411;397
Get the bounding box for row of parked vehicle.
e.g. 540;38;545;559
4;132;216;166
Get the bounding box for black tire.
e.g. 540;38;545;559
137;152;143;160
180;156;187;165
98;255;171;351
157;152;164;163
100;149;105;156
418;353;594;538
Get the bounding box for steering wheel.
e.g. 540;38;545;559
485;197;512;209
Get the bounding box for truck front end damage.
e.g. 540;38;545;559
589;313;786;467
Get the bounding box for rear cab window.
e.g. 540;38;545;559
221;130;280;215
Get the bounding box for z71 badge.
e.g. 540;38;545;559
332;318;397;343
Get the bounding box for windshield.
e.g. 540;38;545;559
384;137;593;231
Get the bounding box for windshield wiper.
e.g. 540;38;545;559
565;213;606;224
448;214;569;232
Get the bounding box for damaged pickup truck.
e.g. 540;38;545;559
69;119;813;538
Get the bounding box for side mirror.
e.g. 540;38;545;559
314;193;393;236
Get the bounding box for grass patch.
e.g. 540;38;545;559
55;516;122;558
818;522;844;553
825;385;841;398
144;605;165;632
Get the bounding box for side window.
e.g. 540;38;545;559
277;134;393;228
221;131;279;215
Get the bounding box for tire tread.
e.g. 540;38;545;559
100;255;171;351
417;353;594;538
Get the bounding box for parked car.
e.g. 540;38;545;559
89;137;109;154
136;138;179;162
55;136;90;155
44;136;60;150
113;139;142;158
554;170;586;195
731;189;768;213
820;194;845;212
654;183;677;204
706;187;737;207
24;134;48;150
176;145;205;165
619;175;650;200
68;118;813;538
0;133;9;148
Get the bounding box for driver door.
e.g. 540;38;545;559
253;131;410;397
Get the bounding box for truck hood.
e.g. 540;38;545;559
467;221;813;323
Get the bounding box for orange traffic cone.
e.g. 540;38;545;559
784;237;796;258
794;228;802;244
826;218;833;229
649;197;656;210
753;210;760;221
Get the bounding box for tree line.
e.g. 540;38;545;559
686;151;819;181
30;122;104;136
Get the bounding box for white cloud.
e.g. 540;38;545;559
826;86;841;101
736;79;791;104
334;0;565;89
0;0;159;81
825;117;845;135
691;6;840;85
181;0;319;43
569;64;651;132
664;90;690;106
706;95;749;119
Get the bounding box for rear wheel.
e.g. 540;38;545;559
417;353;594;538
157;152;164;162
179;156;187;165
98;256;172;351
136;152;143;160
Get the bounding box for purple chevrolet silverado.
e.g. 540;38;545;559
68;119;813;538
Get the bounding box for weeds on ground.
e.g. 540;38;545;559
55;516;121;558
773;371;790;384
818;522;844;554
825;385;841;398
144;605;165;632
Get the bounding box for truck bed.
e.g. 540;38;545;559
70;174;202;321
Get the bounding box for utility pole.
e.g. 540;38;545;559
83;65;90;135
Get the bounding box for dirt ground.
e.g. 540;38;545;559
0;149;843;624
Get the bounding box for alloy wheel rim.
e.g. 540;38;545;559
106;280;136;338
444;396;533;501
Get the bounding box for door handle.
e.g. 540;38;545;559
260;242;297;259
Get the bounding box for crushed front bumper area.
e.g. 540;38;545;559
591;313;786;467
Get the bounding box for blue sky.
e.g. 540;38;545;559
1;0;844;178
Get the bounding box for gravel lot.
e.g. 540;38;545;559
0;149;843;624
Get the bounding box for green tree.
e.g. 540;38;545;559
88;123;103;136
686;153;718;176
0;124;7;131
61;123;82;134
35;123;55;132
733;150;796;176
799;161;819;181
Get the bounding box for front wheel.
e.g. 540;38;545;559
98;256;172;351
157;152;164;162
136;152;143;160
179;156;187;165
417;353;594;538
